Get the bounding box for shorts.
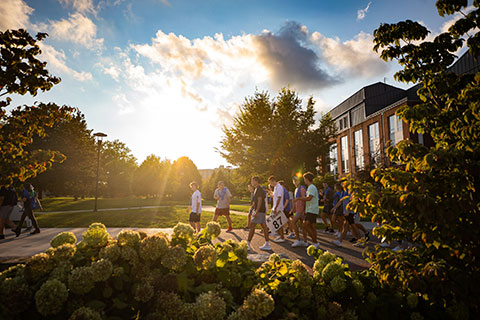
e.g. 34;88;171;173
294;212;305;220
334;206;344;217
215;208;230;216
323;204;333;214
0;206;14;219
305;212;317;224
251;211;266;225
345;213;355;225
284;209;292;218
189;212;201;223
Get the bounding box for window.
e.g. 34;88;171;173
353;129;364;170
368;122;380;165
338;116;348;131
388;114;403;146
329;143;338;176
340;135;349;173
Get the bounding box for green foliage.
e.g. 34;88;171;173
219;88;336;182
50;231;77;248
348;0;480;317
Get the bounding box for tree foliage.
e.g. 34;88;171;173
133;155;170;198
102;140;138;197
171;156;202;200
350;1;480;317
219;88;336;185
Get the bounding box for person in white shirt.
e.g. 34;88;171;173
187;181;202;233
268;176;286;243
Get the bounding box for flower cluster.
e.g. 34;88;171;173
68;266;95;295
90;258;113;282
25;252;55;279
172;222;195;243
205;221;221;239
99;242;121;262
120;246;139;266
48;243;76;262
313;251;337;279
133;278;154;302
352;279;364;297
330;275;347;293
322;261;346;283
117;229;141;248
49;261;73;283
407;293;419;309
34;279;68;316
194;245;217;270
69;307;102;320
50;232;77;248
195;291;227;320
229;289;274;320
162;245;187;271
139;233;169;261
82;223;109;247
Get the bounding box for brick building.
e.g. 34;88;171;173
327;51;480;177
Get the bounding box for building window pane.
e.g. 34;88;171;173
329;143;338;175
368;122;380;165
388;114;404;146
340;136;349;173
353;129;364;170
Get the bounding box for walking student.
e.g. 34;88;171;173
331;183;345;238
298;172;321;249
269;176;286;243
213;181;233;232
15;184;41;236
245;184;255;230
279;180;294;239
291;176;309;247
320;182;335;233
247;176;271;251
0;186;19;240
187;181;202;233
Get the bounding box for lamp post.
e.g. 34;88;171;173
93;132;107;212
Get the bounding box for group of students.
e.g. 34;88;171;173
0;184;42;240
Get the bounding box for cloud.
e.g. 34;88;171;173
39;43;93;81
311;31;388;78
357;1;372;21
253;21;338;91
0;0;33;31
49;13;104;50
58;0;96;15
113;93;135;114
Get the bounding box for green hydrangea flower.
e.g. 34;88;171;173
234;241;248;260
133;278;154;302
69;307;102;320
321;261;345;282
25;252;55;280
117;229;141;248
313;251;337;278
50;232;77;248
330;276;347;293
49;261;73;283
68;266;95;295
162;246;187;271
153;291;185;318
99;243;121;262
49;244;77;262
120;246;139;266
172;223;195;242
407;293;419;309
268;253;280;262
366;292;377;305
1;276;32;315
194;245;217;270
35;279;68;316
82;223;109;248
139;233;169;261
205;221;221;239
243;288;275;319
195;291;227;320
90;258;113;282
352;279;364;297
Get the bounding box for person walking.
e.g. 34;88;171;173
320;182;335;233
187;181;202;233
268;176;286;243
298;172;321;249
291;176;309;247
331;183;345;238
213;181;233;232
15;184;42;236
0;186;19;239
245;184;255;230
247;176;271;251
279;180;294;239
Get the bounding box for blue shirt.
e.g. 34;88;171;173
333;191;342;206
283;187;292;212
341;188;353;214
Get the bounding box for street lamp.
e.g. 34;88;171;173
93;132;107;212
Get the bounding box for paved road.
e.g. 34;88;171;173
0;226;377;271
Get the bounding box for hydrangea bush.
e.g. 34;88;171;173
0;222;432;319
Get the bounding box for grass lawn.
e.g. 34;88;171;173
36;206;248;229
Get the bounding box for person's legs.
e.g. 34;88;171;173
5;218;16;230
189;221;196;230
27;209;40;232
195;221;201;233
328;214;335;229
291;215;300;239
246;210;252;229
225;213;232;229
248;223;256;242
355;223;368;234
260;223;269;242
213;213;219;222
320;211;329;229
0;218;5;237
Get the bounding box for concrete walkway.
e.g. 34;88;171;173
0;226;378;271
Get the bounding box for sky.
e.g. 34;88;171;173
0;0;466;169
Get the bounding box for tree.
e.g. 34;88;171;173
102;140;138;197
171;156;202;200
133;155;171;198
29;109;96;197
350;1;480;317
219;88;336;187
0;29;74;185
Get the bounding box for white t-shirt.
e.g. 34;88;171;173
191;190;202;213
272;183;284;213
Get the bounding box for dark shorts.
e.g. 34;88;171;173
284;209;292;218
323;204;333;214
334;206;344;217
251;211;266;225
215;208;230;216
305;212;317;224
345;213;355;225
189;212;201;223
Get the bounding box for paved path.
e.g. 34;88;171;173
0;226;377;271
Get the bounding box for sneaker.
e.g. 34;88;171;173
323;228;330;233
26;227;32;232
227;227;233;232
313;243;321;249
301;241;310;247
287;233;296;239
349;237;358;243
272;236;285;243
380;242;390;248
334;231;341;238
247;242;253;252
347;231;352;236
30;229;40;235
328;228;335;234
14;228;21;237
291;240;303;247
259;243;272;251
364;232;370;241
392;246;403;252
333;240;342;247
